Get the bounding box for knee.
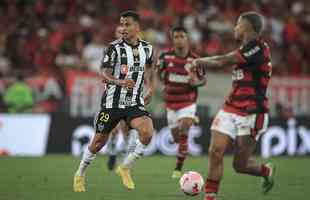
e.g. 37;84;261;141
89;142;104;153
139;126;154;144
178;120;193;135
89;138;106;153
208;145;225;161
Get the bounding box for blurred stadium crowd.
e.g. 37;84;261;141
0;0;309;114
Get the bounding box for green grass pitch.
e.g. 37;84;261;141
0;155;309;200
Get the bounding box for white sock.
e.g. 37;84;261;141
76;148;96;176
127;130;138;153
122;139;146;169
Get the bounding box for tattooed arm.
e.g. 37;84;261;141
101;68;135;89
101;45;134;89
143;63;155;105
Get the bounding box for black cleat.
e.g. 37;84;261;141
107;155;117;171
262;162;275;194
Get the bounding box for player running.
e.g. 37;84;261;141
105;26;138;171
191;12;275;200
156;27;206;179
73;10;155;192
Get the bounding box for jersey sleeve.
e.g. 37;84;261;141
146;46;154;65
234;40;264;66
100;45;117;69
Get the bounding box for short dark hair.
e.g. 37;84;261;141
120;10;140;22
240;11;264;34
171;26;188;35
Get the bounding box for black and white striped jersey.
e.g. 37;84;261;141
100;39;153;109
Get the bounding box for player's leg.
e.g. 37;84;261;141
73;133;110;192
125;115;153;165
172;117;194;178
106;126;119;170
166;108;182;178
119;120;132;153
167;104;197;178
73;109;119;192
204;110;235;200
116;108;154;190
204;131;232;200
233;113;275;194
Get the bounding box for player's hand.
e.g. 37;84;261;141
188;73;199;86
191;59;200;73
143;88;154;105
119;79;135;90
191;59;206;79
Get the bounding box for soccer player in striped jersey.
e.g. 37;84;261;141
105;26;138;171
191;12;275;200
156;27;206;178
73;10;155;192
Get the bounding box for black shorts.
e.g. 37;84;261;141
94;106;151;134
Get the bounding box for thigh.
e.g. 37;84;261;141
94;108;121;134
236;113;269;141
177;117;195;132
126;106;154;133
118;120;130;137
209;130;233;154
129;115;153;133
89;133;111;151
211;110;237;140
233;135;257;162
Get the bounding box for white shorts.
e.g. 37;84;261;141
167;104;197;129
211;109;269;140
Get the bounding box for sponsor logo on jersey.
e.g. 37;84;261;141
243;46;260;57
103;55;109;62
165;55;175;59
168;73;190;83
133;48;139;56
129;66;144;72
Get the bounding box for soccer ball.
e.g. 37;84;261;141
179;171;204;196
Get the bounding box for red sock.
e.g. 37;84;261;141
205;179;220;194
175;135;188;170
261;164;270;177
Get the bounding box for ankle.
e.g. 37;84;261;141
261;164;271;177
205;178;220;194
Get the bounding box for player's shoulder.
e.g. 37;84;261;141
239;38;265;56
139;39;153;47
109;39;124;47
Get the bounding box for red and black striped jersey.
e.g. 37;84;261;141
223;38;272;115
157;49;199;110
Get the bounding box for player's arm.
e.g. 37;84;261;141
144;48;155;105
155;52;166;83
101;45;134;89
193;42;264;70
189;74;206;88
193;51;240;69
